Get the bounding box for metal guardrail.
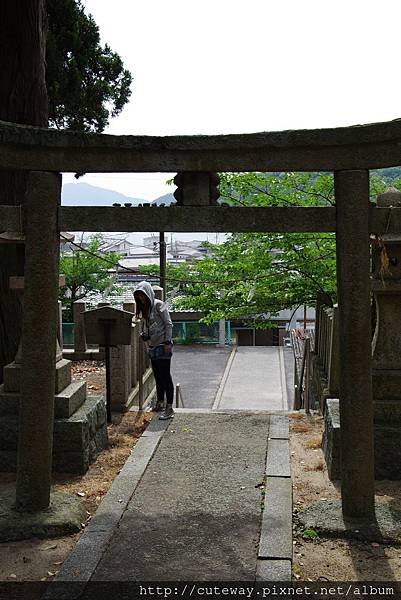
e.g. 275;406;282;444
175;383;185;408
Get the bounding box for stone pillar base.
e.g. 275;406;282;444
0;395;107;475
323;398;401;480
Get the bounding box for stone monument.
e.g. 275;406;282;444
0;278;108;474
371;187;401;478
323;187;401;479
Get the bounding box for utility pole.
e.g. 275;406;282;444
159;232;167;301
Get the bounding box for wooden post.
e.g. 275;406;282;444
334;169;375;520
15;172;60;511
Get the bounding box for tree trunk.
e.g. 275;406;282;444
0;1;48;382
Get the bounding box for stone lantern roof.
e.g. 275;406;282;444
376;186;401;208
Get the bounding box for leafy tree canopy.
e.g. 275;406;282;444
59;235;121;319
47;0;132;132
141;171;397;325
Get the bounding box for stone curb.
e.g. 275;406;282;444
212;346;237;409
42;415;169;599
173;408;288;415
266;439;291;477
258;416;293;575
258;476;293;560
256;559;292;581
279;347;289;410
269;414;289;440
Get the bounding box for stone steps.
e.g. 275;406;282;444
55;380;86;418
3;358;72;394
0;377;86;419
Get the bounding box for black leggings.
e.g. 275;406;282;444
151;358;174;405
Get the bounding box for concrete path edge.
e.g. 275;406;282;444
212;346;237;410
42;415;169;599
279;347;289;411
257;415;293;580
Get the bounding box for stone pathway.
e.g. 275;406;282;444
46;413;292;593
45;345;295;595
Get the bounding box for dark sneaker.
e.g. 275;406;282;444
159;406;174;420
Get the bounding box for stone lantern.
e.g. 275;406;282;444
371;187;401;478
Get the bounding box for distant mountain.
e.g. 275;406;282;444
151;193;176;206
61;183;145;206
372;167;401;183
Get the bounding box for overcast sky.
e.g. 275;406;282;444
64;0;401;211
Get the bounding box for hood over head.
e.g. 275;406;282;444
134;280;155;308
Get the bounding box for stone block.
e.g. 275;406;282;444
374;399;401;423
53;418;88;452
374;425;401;479
54;396;106;450
127;367;155;411
256;559;292;581
323;398;401;480
3;358;72;394
259;477;292;560
55;359;72;393
3;362;21;393
373;370;401;401
310;356;329;411
0;394;107;474
73;300;87;353
266;439;291;477
322;398;341;480
52;396;107;473
0;450;16;471
0;386;19;416
55;380;86;418
110;344;131;411
0;415;18;450
269;415;289;439
45;530;113;587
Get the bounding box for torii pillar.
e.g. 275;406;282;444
335;170;375;520
15;172;60;511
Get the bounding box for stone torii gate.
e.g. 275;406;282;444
1;118;401;521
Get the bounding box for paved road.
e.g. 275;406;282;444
170;345;231;409
216;347;290;411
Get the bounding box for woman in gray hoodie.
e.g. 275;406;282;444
134;281;174;420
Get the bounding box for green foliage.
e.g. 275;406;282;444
47;0;132;132
59;235;121;319
141;171;398;325
302;527;319;540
